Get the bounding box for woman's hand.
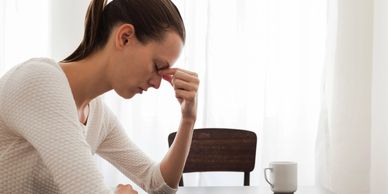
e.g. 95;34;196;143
159;68;199;121
114;184;138;194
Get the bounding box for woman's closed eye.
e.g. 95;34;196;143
154;63;160;71
155;63;170;73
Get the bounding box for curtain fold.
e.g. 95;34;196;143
371;0;388;194
316;0;373;193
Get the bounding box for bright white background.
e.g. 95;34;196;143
2;0;387;194
0;0;49;75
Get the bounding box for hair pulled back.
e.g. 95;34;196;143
63;0;185;62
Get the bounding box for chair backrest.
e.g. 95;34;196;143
168;128;257;186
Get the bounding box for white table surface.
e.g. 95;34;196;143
137;186;333;194
174;186;334;194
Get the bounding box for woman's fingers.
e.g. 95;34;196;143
159;68;199;120
173;79;198;92
158;67;177;74
173;70;199;83
175;89;196;102
159;68;199;89
162;74;173;86
159;67;197;76
115;184;138;194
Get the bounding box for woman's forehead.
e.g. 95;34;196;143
154;32;183;66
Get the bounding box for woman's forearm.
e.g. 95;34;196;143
160;118;195;188
158;67;199;188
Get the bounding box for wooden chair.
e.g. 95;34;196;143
168;128;257;186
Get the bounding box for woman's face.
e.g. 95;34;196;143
109;28;183;99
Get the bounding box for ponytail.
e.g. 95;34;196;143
62;0;107;62
63;0;185;63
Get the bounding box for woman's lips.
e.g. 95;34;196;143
137;87;145;94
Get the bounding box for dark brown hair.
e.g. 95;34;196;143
63;0;185;62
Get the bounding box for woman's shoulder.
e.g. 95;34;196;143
0;57;71;103
1;57;66;86
0;58;76;124
15;57;62;74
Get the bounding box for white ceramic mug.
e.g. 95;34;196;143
264;161;297;193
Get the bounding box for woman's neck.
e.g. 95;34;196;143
59;52;112;110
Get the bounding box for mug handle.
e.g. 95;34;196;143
264;168;274;188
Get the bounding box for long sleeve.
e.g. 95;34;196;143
96;103;177;194
0;59;111;194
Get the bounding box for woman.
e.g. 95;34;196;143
0;0;199;193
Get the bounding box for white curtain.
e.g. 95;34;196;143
1;0;334;192
371;0;388;193
316;0;388;194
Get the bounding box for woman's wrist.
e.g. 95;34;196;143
181;116;196;125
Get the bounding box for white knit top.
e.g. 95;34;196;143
0;58;176;194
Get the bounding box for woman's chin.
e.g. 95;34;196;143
124;93;136;99
116;90;136;99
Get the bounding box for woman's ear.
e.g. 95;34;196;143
115;24;136;49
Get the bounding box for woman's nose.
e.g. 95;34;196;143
148;75;162;89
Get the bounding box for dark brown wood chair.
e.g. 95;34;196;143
168;128;257;186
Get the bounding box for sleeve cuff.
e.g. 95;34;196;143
148;163;178;194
